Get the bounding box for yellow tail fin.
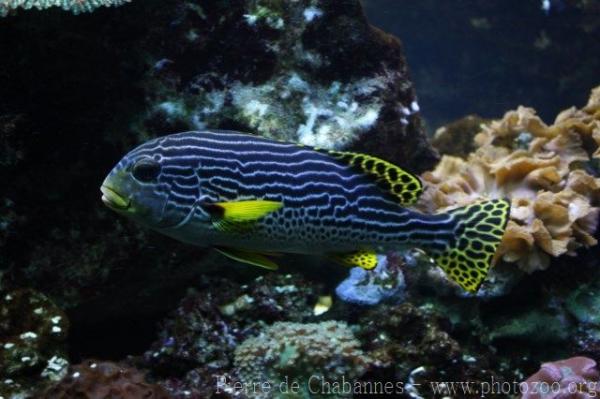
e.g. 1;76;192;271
431;199;510;293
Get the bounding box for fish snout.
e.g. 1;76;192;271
100;184;130;210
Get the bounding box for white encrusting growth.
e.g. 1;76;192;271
410;100;420;113
303;7;323;22
41;356;69;380
0;0;131;16
243;14;258;25
397;99;420;125
541;0;551;13
20;332;38;340
157;101;186;117
295;78;383;148
243;100;270;119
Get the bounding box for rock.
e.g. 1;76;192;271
140;0;438;173
431;114;490;157
42;360;170;399
0;289;69;398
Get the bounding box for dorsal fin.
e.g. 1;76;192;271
318;149;423;205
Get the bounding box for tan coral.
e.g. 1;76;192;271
420;86;600;273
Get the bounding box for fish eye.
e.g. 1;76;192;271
132;159;161;182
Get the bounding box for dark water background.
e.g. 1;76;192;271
363;0;599;129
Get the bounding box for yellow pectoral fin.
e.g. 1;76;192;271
203;199;283;233
215;247;279;270
214;200;283;221
329;250;378;270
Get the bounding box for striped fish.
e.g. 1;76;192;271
100;130;510;293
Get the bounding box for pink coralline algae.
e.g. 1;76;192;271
521;356;600;398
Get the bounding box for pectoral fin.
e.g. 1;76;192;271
329;250;378;270
202;199;283;232
215;247;279;270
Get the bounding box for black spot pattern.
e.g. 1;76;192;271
322;149;423;205
430;199;511;293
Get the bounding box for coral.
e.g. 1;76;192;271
0;289;69;398
521;356;600;398
141;0;437;173
335;252;406;305
42;360;170;398
0;0;131;16
233;321;370;399
420;86;600;272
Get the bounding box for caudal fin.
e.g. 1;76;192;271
430;199;510;293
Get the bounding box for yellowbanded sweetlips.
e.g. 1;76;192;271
100;130;510;293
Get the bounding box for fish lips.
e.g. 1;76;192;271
100;185;130;211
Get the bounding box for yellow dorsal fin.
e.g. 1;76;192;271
329;250;378;270
215;247;279;270
319;149;423;205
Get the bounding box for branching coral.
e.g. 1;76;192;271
420;86;600;272
0;0;130;16
234;321;370;398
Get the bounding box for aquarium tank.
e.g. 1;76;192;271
1;0;600;398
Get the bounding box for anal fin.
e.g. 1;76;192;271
329;250;378;270
215;247;279;270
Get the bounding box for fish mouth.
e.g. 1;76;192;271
101;185;130;210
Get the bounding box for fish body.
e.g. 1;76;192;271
101;130;510;292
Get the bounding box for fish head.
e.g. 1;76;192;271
101;136;202;229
